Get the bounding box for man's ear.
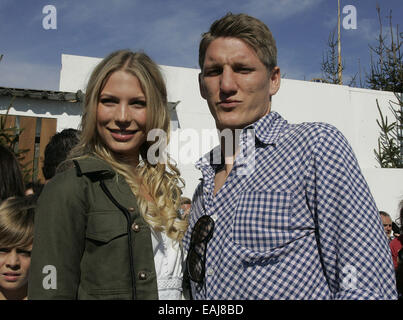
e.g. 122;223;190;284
269;66;281;96
199;72;207;100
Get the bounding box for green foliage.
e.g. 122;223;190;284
374;95;403;168
370;7;403;168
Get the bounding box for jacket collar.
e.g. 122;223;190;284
73;156;116;179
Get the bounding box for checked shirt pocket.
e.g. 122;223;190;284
232;190;293;252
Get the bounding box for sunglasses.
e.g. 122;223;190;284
186;215;215;284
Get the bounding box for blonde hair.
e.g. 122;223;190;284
0;196;36;248
70;50;188;241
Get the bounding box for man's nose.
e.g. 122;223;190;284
220;67;237;94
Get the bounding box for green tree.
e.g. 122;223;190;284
369;6;403;168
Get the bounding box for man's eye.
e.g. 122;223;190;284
204;69;221;76
0;248;10;253
236;67;253;74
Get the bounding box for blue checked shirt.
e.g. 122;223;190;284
183;111;397;300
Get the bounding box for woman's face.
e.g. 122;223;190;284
96;70;147;163
0;244;32;298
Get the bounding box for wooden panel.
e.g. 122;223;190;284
3;114;16;129
18;116;37;176
37;118;57;182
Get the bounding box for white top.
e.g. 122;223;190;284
151;228;185;300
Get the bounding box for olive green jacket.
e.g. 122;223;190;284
28;157;158;300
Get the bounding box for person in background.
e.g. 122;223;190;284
28;50;188;300
42;128;80;183
0;195;36;300
180;197;192;219
390;203;403;270
396;248;403;299
380;211;394;242
184;12;397;300
0;144;25;203
24;182;44;198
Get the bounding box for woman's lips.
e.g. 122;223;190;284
108;129;137;142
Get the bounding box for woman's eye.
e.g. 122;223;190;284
130;100;146;107
100;98;116;105
0;248;10;254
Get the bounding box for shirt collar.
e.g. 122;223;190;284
196;111;287;174
249;111;287;146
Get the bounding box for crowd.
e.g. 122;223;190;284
0;13;402;300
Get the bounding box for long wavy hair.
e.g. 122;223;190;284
70;50;187;241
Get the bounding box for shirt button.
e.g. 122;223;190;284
138;271;147;280
131;223;140;232
128;207;135;213
211;214;218;222
207;268;214;276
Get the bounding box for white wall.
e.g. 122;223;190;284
56;54;403;220
0;96;81;133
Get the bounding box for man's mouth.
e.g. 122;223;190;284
218;99;241;108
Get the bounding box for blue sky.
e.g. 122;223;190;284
0;0;401;91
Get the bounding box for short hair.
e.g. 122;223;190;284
42;129;79;180
0;195;36;248
380;211;391;218
0;144;25;202
180;197;191;205
199;13;277;73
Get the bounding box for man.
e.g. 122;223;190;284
380;211;393;241
42;128;79;182
184;13;397;299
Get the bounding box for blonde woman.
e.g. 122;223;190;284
0;195;36;300
28;50;188;300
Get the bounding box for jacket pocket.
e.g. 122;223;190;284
232;190;293;252
85;211;127;243
81;211;132;294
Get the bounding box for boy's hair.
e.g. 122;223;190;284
0;195;36;248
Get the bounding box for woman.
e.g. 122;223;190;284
0;195;36;300
28;50;188;299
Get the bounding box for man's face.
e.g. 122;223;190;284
199;37;280;131
381;215;392;238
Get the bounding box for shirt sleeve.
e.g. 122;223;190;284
28;169;88;299
306;124;398;300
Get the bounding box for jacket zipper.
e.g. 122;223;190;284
100;180;137;300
